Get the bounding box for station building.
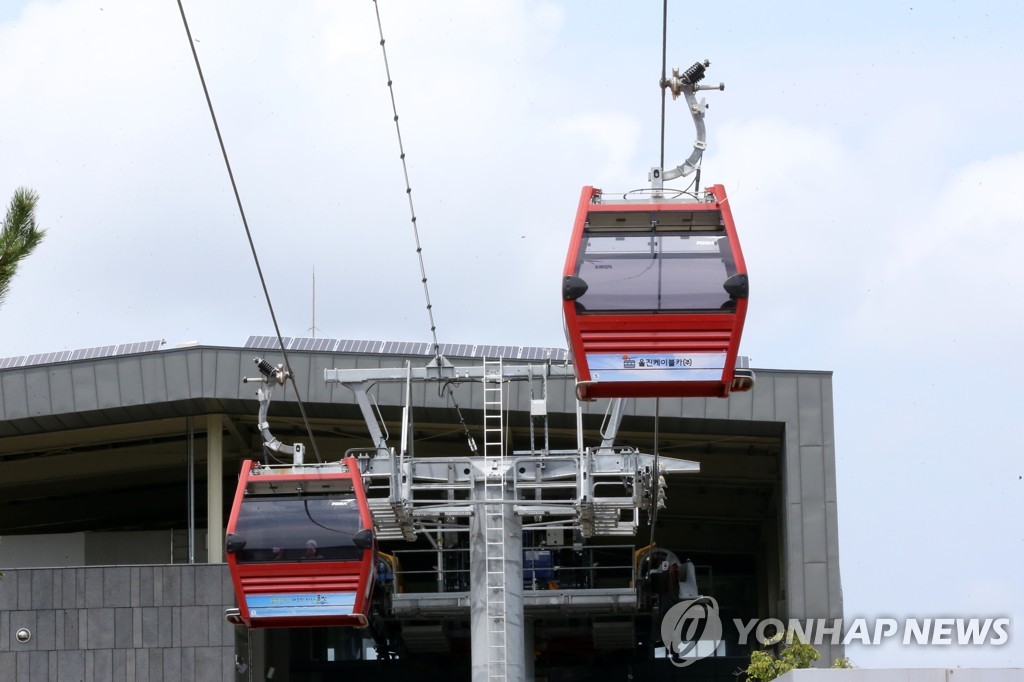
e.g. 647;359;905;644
0;338;842;681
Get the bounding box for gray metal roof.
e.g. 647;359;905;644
0;340;826;438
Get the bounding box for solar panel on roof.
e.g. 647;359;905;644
335;339;356;353
115;340;162;355
521;346;566;361
292;337;335;352
0;336;567;371
243;335;291;350
0;340;165;371
381;341;432;356
475;345;518;359
439;344;472;358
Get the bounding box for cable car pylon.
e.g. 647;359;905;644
480;358;515;681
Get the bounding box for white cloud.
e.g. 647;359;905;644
558;112;643;188
849;151;1024;353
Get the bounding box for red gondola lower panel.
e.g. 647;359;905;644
225;456;377;629
562;185;750;401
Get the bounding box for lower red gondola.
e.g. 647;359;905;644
225;456;376;629
562;185;750;401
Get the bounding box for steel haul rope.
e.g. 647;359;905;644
176;0;322;462
372;0;478;453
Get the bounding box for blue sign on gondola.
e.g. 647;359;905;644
247;592;356;619
587;352;726;383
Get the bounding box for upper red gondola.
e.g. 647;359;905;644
225;456;377;629
562;184;749;401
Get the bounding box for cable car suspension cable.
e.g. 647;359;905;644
371;0;441;360
655;1;698;196
659;0;668;172
648;398;661;551
175;0;322;462
372;0;478;454
655;2;726;197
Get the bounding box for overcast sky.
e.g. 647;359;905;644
1;0;1022;669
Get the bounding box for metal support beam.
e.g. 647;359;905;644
326;358;749;387
326;363;574;385
345;382;389;452
598;398;627;451
187;416;196;564
207;414;224;564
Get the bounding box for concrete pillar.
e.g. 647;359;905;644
524;618;535;682
470;480;525;682
207;414;224;564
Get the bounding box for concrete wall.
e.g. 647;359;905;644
0;565;235;681
0;534;87;570
0;532;175;569
774;372;844;665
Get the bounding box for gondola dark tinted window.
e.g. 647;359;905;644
233;495;364;563
574;229;737;312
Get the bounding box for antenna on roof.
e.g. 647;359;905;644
307;267;320;339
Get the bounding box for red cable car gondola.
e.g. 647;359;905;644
225;455;377;629
562;184;749;401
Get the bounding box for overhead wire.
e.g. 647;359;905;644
371;0;441;361
649;0;669;552
371;0;477;454
658;0;702;198
175;0;322;463
648;397;661;551
659;0;668;172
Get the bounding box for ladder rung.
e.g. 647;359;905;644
483;358;508;631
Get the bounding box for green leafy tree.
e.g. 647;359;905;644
0;187;44;577
0;188;46;578
744;630;853;681
0;187;46;307
745;635;820;682
745;630;856;675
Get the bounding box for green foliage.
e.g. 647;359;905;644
743;632;821;682
832;656;854;669
0;187;47;307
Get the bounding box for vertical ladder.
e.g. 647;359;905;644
482;358;507;682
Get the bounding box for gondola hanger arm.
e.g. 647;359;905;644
243;356;302;460
651;59;725;188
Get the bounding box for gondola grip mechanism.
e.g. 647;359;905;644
658;59;724;184
242;357;290;386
